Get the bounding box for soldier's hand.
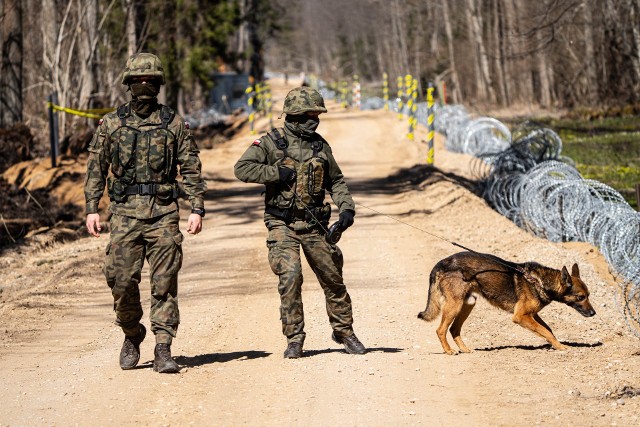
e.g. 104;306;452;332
187;213;202;235
86;213;102;237
278;166;296;183
337;209;355;230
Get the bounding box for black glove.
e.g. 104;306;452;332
337;210;355;230
278;166;296;183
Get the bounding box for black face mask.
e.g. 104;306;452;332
285;114;320;137
129;81;161;118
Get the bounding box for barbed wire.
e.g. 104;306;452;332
433;105;640;336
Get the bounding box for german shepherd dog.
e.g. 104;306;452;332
417;251;596;354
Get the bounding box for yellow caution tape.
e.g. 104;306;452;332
46;102;114;119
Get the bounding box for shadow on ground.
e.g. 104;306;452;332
475;341;603;352
175;350;272;367
348;164;482;196
303;346;404;357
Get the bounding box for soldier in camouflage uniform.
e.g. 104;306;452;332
234;87;366;358
84;53;206;373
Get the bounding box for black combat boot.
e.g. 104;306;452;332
332;332;366;355
119;324;146;370
283;342;303;359
153;343;180;373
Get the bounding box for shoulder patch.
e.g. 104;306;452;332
98;118;104;125
252;139;261;146
185;121;190;129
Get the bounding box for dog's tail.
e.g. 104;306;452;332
417;267;442;322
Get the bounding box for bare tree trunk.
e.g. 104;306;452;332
537;51;552;106
442;0;462;103
629;0;640;91
465;0;495;102
391;0;409;72
500;0;516;105
413;3;423;86
582;0;598;100
375;34;385;81
1;0;23;126
41;0;64;133
160;0;178;107
507;0;532;103
125;0;137;56
492;0;508;105
78;0;98;111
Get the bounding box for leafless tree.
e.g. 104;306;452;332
0;0;23;126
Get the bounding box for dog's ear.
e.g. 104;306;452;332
571;263;580;277
561;266;572;289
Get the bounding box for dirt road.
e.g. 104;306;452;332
1;79;639;426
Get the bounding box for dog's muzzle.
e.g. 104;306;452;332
573;303;596;317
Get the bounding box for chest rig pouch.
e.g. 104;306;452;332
268;128;327;212
107;104;178;203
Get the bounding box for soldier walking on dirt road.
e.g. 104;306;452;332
84;53;207;373
234;87;366;358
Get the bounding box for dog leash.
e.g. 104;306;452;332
354;201;541;284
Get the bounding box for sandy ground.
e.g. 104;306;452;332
1;79;639;426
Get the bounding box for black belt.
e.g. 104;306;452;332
265;206;307;222
124;183;159;195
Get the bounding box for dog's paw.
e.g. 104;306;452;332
553;344;570;351
444;349;458;356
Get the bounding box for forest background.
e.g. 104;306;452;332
1;0;639;197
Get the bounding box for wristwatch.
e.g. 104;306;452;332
191;208;205;217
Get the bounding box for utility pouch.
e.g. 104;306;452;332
304;202;331;228
319;202;332;223
155;183;176;204
107;177;127;203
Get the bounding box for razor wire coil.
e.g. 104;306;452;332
432;104;640;336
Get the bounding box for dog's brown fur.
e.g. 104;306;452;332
417;251;596;355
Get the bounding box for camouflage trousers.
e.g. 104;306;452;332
103;211;183;344
265;217;354;344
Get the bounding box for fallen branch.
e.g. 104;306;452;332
0;215;17;243
23;188;56;224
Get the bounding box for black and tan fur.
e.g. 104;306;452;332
417;251;596;355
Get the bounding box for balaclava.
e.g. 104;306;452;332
284;114;320;138
129;80;161;118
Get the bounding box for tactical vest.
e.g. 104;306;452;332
107;103;179;202
109;103;177;184
266;128;327;210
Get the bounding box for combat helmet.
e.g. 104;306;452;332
283;87;327;115
121;53;165;85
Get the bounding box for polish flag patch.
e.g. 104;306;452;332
185;121;190;129
98;118;104;125
252;139;261;146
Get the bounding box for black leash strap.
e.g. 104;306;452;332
354;201;539;283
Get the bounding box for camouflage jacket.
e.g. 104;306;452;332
84;102;206;219
234;124;355;214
